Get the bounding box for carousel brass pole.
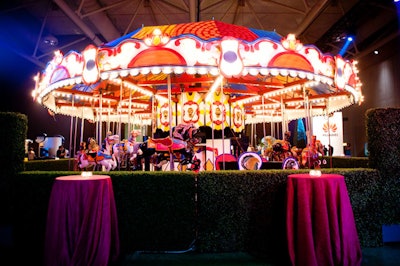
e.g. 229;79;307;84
168;74;174;171
68;95;74;170
118;83;122;138
73;107;78;160
128;86;132;135
326;98;333;167
99;92;103;145
262;95;266;138
151;95;155;138
221;82;225;170
281;95;287;135
80;108;84;144
107;102;111;134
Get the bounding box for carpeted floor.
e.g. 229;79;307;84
118;244;400;266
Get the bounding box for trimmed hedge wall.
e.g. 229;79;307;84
12;169;382;264
3;108;400;264
0;112;27;226
23;156;370;171
24;158;76;171
366;108;400;224
196;169;382;256
0;112;27;176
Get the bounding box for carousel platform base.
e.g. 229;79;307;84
217;161;283;170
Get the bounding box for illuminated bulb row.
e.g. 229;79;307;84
37;77;82;100
123;81;153;97
100;66;220;81
263;85;301;98
205;75;224;102
120;101;148;109
235;95;260;105
52;91;117;105
155;94;168;104
246;68;334;82
252;103;280;110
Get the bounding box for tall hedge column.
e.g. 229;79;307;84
0;112;28;224
366;108;400;224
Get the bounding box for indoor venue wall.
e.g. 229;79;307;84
342;36;400;157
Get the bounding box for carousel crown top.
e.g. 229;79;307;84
32;20;363;132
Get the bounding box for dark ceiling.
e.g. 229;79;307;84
1;0;399;70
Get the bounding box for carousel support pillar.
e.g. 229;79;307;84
118;83;123;138
270;112;274;137
168;75;174;171
73;110;78;159
99;93;103;145
95;111;99;143
281;95;287;135
303;87;311;145
221;83;225;170
68;96;75;170
107;102;111;134
180;85;185;124
326;99;333;167
80;108;84;144
151;96;155;138
262;96;266;138
128;87;132;135
250;122;253;148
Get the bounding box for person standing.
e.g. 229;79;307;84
56;145;66;158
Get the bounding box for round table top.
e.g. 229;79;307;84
56;175;110;181
288;173;344;179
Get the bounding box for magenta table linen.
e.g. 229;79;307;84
44;175;120;266
286;174;362;266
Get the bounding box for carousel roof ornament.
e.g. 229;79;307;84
32;20;363;130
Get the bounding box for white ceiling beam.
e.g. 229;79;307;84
53;0;104;45
294;0;330;37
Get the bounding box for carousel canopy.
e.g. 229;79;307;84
32;20;363;132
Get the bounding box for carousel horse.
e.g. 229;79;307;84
299;145;320;169
112;139;130;169
299;136;324;169
132;123;202;171
260;135;276;160
260;135;299;169
103;134;120;155
77;138;117;171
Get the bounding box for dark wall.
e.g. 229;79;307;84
342;36;400;157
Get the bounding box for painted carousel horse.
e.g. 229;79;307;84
112;139;130;169
260;135;299;169
132;123;202;171
103;134;120;155
112;138;145;170
77;138;117;171
299;136;325;169
260;135;276;160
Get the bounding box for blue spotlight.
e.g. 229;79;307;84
339;36;354;56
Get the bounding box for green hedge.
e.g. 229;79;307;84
12;169;382;264
23;155;370;172
0;112;27;176
366;108;400;224
0;112;27;225
3;109;400;264
320;156;369;168
196;169;382;257
24;158;76;171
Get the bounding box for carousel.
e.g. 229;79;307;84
32;20;363;171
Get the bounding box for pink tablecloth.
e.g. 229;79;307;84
44;175;119;266
286;174;362;266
